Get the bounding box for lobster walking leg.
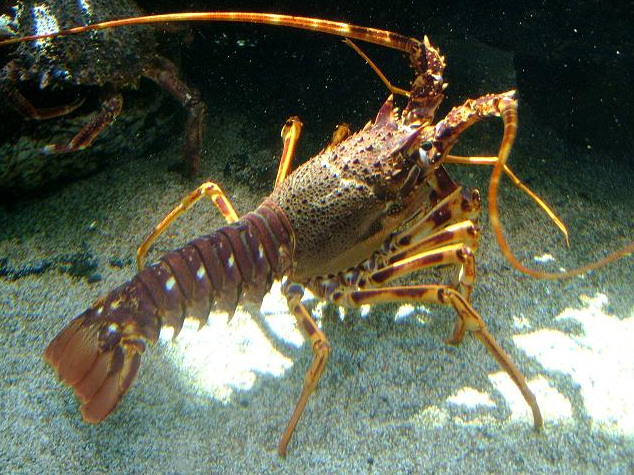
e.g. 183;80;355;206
387;186;480;254
325;174;541;427
324;123;352;153
144;56;206;177
0;85;84;119
42;93;123;154
369;242;477;299
137;182;240;269
343;284;542;429
0;61;86;119
138;116;306;269
443;155;568;243
279;283;331;457
389;221;480;264
275;117;303;187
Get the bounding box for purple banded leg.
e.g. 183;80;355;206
274;117;303;187
343;284;542;429
137;113;305;271
372;232;478;300
386;186;481;257
360;198;479;301
137;182;239;269
327;182;541;428
0;61;85;119
278;284;330;456
42;93;123;154
369;181;482;300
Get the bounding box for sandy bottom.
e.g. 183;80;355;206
1;103;632;473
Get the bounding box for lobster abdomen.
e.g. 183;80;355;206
44;201;294;423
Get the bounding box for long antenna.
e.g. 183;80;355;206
0;12;420;55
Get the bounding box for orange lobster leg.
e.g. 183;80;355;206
344;284;542;429
136;182;240;269
376;233;478;297
389;186;481;254
43;93;122;154
327;174;541;427
367;230;477;305
275;116;303;187
279;285;331;457
138;116;306;269
324;123;352;153
389;219;479;263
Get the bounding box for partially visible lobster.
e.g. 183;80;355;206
0;1;205;177
2;13;631;456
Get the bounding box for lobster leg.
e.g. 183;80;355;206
387;186;480;256
138;115;307;269
0;85;84;119
136;182;240;269
279;283;331;457
144;56;206;177
334;203;539;426
42;93;123;154
330;177;541;427
324;123;352;152
275;117;303;187
366;232;478;302
343;284;542;429
376;229;479;298
444;154;568;244
0;60;85;119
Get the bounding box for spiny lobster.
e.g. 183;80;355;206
2;12;631;456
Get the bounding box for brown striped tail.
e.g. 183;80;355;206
43;282;156;423
44;201;294;423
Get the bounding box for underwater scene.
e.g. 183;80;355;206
0;1;632;473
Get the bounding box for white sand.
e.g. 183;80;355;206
1;98;632;473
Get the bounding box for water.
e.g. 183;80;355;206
0;3;632;473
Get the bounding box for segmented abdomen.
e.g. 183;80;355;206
136;201;294;335
43;200;294;423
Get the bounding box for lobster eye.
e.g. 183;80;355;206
417;148;430;167
417;141;435;167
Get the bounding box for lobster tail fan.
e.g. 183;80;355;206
43;304;148;423
79;347;142;423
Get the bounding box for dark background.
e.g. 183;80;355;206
1;0;632;194
138;0;633;156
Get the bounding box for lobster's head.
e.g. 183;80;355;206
359;96;443;235
271;95;441;279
